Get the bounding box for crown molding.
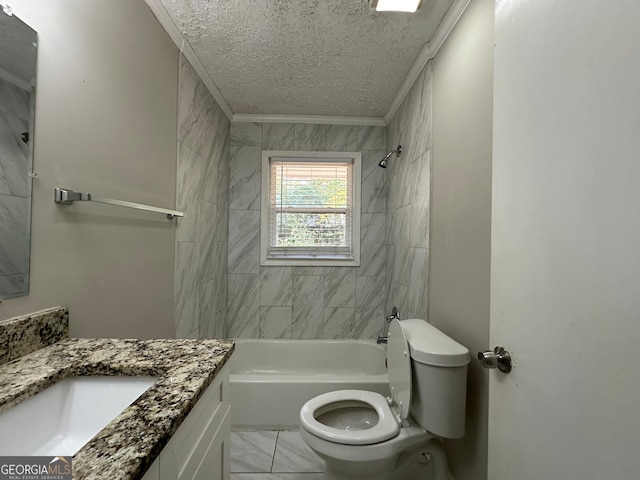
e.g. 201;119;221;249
383;0;471;124
232;114;386;127
427;0;472;58
383;41;433;125
144;0;234;122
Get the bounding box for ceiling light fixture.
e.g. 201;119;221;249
370;0;423;13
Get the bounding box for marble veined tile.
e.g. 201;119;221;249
199;278;218;339
263;124;295;150
357;214;386;278
228;210;260;274
0;195;30;275
408;64;433;159
355;276;386;339
0;274;27;298
195;198;218;246
361;150;386;214
411;150;431;249
395;153;416;209
175;287;199;339
176;143;202;242
230;146;262;211
272;431;323;473
323;308;355;339
227;274;259;338
294;124;326;151
357;125;386;151
231;123;262;147
174;242;201;338
201;125;228;205
292;275;324;339
260;267;293;306
214;170;230;242
405;248;429;319
231;431;278;473
195;200;216;281
0;78;30;120
325;125;357;152
292;267;324;276
0;110;30;197
386;281;408;323
391;205;412;287
178;56;207;154
203;132;230;206
323;267;355;308
260;306;292;339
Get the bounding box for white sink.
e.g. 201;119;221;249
0;376;157;456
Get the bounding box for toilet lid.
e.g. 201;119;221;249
299;390;400;445
387;318;411;419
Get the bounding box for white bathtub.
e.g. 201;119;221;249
229;338;390;429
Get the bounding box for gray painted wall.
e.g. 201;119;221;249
0;0;179;339
227;123;388;339
430;0;494;478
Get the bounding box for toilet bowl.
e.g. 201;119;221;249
300;390;399;445
299;318;470;480
299;390;432;480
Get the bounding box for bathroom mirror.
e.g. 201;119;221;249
0;7;37;300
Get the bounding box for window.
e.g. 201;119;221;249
261;150;361;266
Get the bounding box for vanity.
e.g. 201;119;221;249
0;307;235;480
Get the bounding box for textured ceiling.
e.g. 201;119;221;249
159;0;455;118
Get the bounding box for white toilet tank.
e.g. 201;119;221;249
401;319;470;439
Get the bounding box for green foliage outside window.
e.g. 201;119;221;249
275;178;348;247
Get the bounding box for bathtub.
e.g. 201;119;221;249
229;338;390;429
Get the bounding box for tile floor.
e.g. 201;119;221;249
231;430;324;480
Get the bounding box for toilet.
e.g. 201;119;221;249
299;318;470;480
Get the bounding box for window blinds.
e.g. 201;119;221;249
269;159;354;257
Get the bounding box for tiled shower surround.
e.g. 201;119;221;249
228;123;389;339
386;62;432;320
175;54;230;339
176;56;433;340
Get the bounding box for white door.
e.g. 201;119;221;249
489;1;640;478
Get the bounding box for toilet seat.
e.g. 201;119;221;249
300;389;400;445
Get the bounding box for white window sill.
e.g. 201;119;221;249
261;255;360;267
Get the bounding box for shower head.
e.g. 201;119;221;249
378;145;402;168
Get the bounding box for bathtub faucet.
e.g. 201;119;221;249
377;307;400;344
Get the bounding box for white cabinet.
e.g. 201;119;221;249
142;363;230;480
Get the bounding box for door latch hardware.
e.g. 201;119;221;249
477;346;512;373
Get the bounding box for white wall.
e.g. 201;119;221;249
429;0;493;478
0;0;179;338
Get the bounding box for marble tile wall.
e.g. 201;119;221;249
228;123;388;339
175;55;230;339
385;62;433;320
0;77;32;298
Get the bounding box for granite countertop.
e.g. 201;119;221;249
0;336;235;480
